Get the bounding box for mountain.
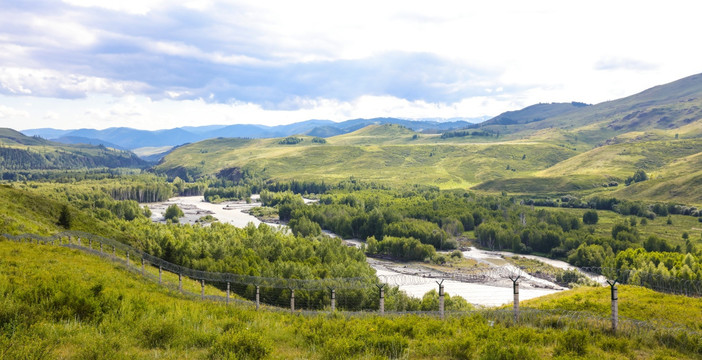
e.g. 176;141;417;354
22;118;475;152
479;102;590;126
53;136;126;150
475;73;702;145
153;73;702;203
0;128;148;173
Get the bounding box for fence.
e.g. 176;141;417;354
2;231;700;337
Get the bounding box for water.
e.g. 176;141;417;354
145;195;579;306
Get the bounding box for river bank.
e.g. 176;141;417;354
144;195;591;306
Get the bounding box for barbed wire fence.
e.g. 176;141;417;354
2;231;701;343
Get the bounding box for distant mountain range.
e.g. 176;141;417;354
21;117;487;153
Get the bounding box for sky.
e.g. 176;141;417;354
0;0;701;131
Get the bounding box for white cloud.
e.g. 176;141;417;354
3;0;702;130
0;105;29;120
62;0;165;15
0;67;149;98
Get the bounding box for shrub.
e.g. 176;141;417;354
582;210;599;225
210;331;271;360
140;319;181;349
164;204;184;222
554;328;588;356
58;205;72;229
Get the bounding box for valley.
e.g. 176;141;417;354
2;72;702;359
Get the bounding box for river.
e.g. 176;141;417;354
145;195;587;306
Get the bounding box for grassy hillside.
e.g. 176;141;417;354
152;73;702;203
2;240;700;359
476;73;702;145
0;128;147;172
155;124;578;189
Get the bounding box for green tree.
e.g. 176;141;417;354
58;205;72;229
582;210;599;225
164;204;184;223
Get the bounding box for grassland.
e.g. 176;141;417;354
155;124;580;190
2;240;700;359
153;118;702;205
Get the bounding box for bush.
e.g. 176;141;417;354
140;319;181;349
554;328;588;356
582;209;599;225
164;204;184;222
210;331;271;360
58;205;72;229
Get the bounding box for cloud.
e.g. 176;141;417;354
0;67;150;98
594;58;658;71
0;105;29;119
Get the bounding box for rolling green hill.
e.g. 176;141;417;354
2;239;700;359
476;73;702;145
154;124;578;188
153;73;702;203
0;128;148;172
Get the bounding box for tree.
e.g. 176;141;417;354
164;204;184;223
58;205;72;229
583;210;599;225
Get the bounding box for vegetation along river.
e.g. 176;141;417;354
146;195;600;306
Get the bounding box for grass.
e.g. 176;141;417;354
539;207;702;248
154;126;578;190
522;285;702;330
2;239;701;359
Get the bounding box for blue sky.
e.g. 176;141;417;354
1;0;701;130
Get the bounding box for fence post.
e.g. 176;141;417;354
377;284;385;315
100;242;103;253
201;279;205;300
509;274;521;323
77;238;81;247
437;280;445;320
608;280;618;332
290;289;295;313
89;239;92;249
178;273;182;292
141;258;145;275
256;285;260;310
159;266;163;284
112;245;116;257
226;282;230;305
126;251;130;266
513;281;520;323
331;288;336;312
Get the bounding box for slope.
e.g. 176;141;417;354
1;239;700;359
477;72;702;145
153;124;578;188
0;128;148;172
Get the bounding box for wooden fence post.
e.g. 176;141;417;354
377;284;385;315
331;288;336;312
141;258;145;275
201;279;205;300
290;289;295;313
608;280;618;332
437;280;445;320
126;251;130;266
178;273;182;291
509;274;521;323
513;281;520;323
159;266;162;284
256;285;260;310
226;282;230;305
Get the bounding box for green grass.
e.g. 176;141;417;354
154;126;578;190
2;240;701;359
538;207;702;249
523;285;702;330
